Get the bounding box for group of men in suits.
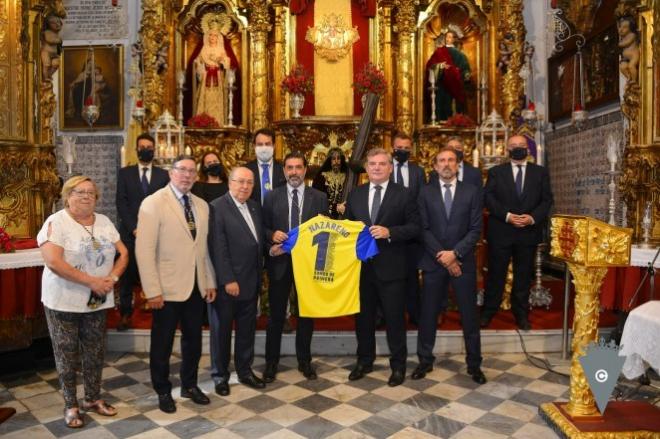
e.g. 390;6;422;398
118;126;552;413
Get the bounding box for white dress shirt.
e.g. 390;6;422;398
287;184;305;229
511;161;527;191
169;183;196;221
231;194;258;240
440;178;457;200
393;159;410;187
368;180;389;218
457;162;464;182
139;162;153;184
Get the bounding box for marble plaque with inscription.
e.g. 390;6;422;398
62;0;128;40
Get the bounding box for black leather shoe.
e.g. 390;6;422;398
517;319;532;331
348;364;373;381
181;386;210;405
263;363;277;383
468;368;487;385
239;371;266;389
215;380;230;396
298;362;317;380
411;363;433;380
480;315;492;329
388;369;405;387
158;393;176;413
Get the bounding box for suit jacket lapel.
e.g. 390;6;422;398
375;184;395;223
301;189;314;223
504;163;520;201
227;196;258;243
165;188;193;239
519;164;533;201
432;180;450;222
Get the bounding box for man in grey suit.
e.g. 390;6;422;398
262;151;329;383
389;132;426;326
413;147;485;385
208;167;266;396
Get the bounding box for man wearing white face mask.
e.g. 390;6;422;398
246;128;287;205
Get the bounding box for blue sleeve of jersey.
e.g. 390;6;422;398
356;226;379;261
281;226;299;253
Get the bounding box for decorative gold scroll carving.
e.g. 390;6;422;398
141;0;170;128
184;127;250;171
305;13;360;62
247;0;271;130
498;0;525;127
393;0;417;135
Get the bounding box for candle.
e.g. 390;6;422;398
472;147;479;166
606;134;618;172
120;145;126;167
177;70;185;87
536;143;543;166
428;68;435;85
184;146;192;156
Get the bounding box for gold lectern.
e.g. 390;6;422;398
540;215;660;437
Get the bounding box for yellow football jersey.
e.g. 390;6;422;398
282;215;378;317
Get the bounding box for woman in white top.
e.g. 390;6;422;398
37;175;128;428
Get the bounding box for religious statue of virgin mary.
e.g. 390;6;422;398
193;13;233;126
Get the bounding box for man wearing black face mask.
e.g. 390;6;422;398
389;132;426;326
481;135;553;331
116;133;170;330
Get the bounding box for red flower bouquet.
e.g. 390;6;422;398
353;62;387;95
187;113;220;128
0;227;15;253
281;64;314;95
444;113;476;128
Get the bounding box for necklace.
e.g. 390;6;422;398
75;214;100;250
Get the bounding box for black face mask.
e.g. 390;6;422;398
137;148;154;163
454;150;464;162
509;147;528;161
205;163;223;177
393;149;410;163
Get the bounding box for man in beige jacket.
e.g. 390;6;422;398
136;155;216;414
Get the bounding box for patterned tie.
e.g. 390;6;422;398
290;188;300;230
397;162;405;187
370;185;382;225
443;183;453;219
261;163;271;203
515;164;523;196
182;194;196;239
141;167;149;195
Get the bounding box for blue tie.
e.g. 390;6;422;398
141;167;149;194
261;163;271;202
515;165;523;196
443;183;453;219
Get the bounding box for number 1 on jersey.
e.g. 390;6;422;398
312;231;330;271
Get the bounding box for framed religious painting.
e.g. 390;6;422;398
59;45;124;130
548;24;619;122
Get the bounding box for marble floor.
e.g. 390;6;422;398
0;352;657;439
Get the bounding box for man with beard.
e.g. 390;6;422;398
262;152;329;382
116;133;169;331
480;135;553;330
413;147;485;384
245;128;287;205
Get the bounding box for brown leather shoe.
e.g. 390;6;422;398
117;315;131;332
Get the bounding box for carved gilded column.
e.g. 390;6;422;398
141;0;170;128
272;2;287;122
248;0;271;131
498;0;525;127
379;2;394;124
393;0;416;135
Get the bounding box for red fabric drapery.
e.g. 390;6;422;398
351;0;370;115
295;5;316;115
425;46;466;104
290;0;376;17
0;267;43;320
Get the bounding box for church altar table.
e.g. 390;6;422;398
0;249;44;320
601;246;659;311
620;300;660;379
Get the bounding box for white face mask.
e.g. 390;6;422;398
255;146;274;162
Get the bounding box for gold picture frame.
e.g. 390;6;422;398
59;45;124;130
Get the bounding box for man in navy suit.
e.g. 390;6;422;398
413;147;485;384
345;148;420;387
389;132;426;326
262;152;329;382
208;167;266;396
481;135;553;330
245;128;287;205
116;133;169;330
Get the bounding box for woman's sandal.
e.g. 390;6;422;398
64;407;84;428
82;399;118;416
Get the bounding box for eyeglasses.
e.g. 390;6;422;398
231;178;254;186
172;167;197;176
71;189;96;197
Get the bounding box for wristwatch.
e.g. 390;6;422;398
110;274;119;283
453;249;462;261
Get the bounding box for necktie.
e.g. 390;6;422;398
370;185;382;225
397;163;405;187
515;164;523;196
182;194;196;239
443;183;453;219
261;163;271;202
290;188;300;229
141;167;149;194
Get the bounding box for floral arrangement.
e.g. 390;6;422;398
353;62;387;95
187;112;220;128
0;227;15;254
444;113;476;128
281;64;314;95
